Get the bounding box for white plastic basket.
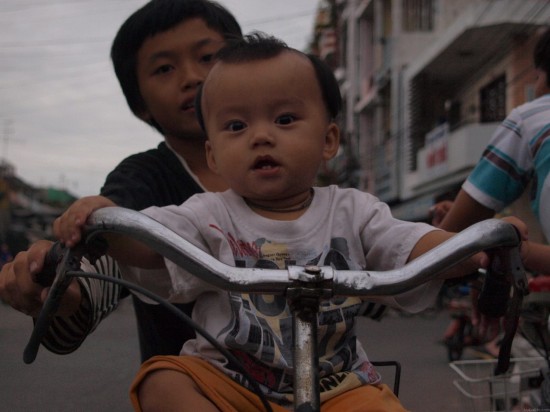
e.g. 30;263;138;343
450;357;545;411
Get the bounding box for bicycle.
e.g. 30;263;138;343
449;271;550;410
442;278;489;362
24;208;528;412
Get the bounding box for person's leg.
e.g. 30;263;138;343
321;384;409;412
138;369;218;411
130;355;289;412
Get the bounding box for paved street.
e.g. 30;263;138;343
1;299;471;411
1;299;139;412
359;310;464;411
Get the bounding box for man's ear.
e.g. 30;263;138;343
323;122;340;160
135;106;153;124
205;140;220;175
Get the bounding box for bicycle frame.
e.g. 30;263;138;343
26;207;528;412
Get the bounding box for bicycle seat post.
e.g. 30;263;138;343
288;265;333;412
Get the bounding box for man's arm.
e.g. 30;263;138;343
42;254;123;354
438;189;495;232
0;240;124;354
523;240;550;275
439;191;550;275
104;233;165;269
0;147;190;355
0;241;81;317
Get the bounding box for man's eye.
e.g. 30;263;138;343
201;53;214;63
153;64;173;75
227;121;246;132
276;114;295;125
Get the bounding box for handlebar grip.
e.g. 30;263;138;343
477;269;511;318
24;243;74;364
34;242;65;287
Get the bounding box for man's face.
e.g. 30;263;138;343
135;18;225;140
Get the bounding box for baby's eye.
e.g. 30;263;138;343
276;114;296;125
227;121;246;132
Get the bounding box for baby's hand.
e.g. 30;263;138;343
53;195;116;247
500;216;528;241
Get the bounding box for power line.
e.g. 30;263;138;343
0;10;317;50
0;2;317;93
0;37;110;49
0;0;135;14
242;7;317;27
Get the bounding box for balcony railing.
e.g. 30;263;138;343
413;121;499;192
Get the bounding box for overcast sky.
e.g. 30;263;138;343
0;0;318;197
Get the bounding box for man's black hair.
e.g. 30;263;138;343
111;0;242;133
196;32;342;131
534;27;550;88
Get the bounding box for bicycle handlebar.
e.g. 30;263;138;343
83;207;526;297
29;206;528;356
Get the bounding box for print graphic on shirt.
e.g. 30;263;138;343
213;228;376;392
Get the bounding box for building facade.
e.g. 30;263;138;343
312;0;550;240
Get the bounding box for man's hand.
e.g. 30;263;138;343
470;216;528;343
0;240;82;317
429;200;453;228
469;284;502;341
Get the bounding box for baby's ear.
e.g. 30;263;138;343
205;141;220;175
323;123;340;160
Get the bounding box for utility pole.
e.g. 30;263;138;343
0;119;13;243
0;119;16;176
2;119;14;164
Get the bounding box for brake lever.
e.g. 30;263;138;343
23;237;107;364
23;244;78;363
34;241;66;287
477;244;528;375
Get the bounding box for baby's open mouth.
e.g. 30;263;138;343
253;156;280;170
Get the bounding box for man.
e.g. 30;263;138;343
440;27;550;275
0;0;241;362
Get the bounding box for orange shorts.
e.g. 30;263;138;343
130;355;408;412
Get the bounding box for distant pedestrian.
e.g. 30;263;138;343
0;243;13;269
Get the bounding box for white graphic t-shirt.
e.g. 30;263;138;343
134;186;438;405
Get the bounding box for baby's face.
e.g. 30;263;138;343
202;51;339;204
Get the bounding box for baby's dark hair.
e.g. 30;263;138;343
110;0;242;133
196;32;342;131
534;27;550;88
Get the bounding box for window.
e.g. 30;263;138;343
402;0;433;32
480;75;506;123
